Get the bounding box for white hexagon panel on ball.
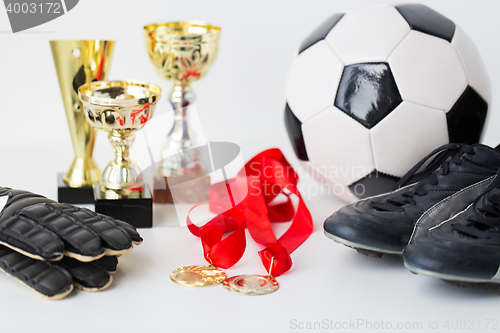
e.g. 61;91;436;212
325;4;410;65
370;101;449;178
451;26;491;105
285;40;344;123
388;30;468;112
302;106;374;188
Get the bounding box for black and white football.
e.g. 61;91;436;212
284;3;490;203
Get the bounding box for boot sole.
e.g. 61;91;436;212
404;261;500;290
324;231;403;258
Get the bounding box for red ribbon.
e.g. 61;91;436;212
186;148;313;276
187;203;245;269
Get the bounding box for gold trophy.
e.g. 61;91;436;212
144;21;221;203
79;80;161;228
50;40;115;203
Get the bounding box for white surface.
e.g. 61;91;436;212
388;30;468;112
325;4;410;65
285;40;343;123
300;160;359;204
2;0;500;332
302;106;374;187
370;101;449;177
2;145;500;333
452;25;493;105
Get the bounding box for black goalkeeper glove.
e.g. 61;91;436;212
0;245;118;299
0;187;142;299
0;187;142;262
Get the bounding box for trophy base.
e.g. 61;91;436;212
93;183;153;228
153;174;211;204
57;173;94;204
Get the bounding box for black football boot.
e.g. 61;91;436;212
324;143;500;257
404;169;500;289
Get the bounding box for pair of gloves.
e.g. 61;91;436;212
0;187;142;300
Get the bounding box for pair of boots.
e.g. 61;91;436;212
324;143;500;287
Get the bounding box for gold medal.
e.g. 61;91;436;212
170;265;227;287
223;274;279;295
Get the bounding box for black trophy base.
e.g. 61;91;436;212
57;173;95;204
94;184;153;229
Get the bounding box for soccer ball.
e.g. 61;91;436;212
284;3;490;203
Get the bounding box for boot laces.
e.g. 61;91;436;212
371;144;474;213
452;171;500;239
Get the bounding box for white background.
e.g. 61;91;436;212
1;1;500;332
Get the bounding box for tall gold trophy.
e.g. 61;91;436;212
79;80;161;228
144;22;221;203
50;40;115;203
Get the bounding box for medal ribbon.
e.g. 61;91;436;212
186;148;313;276
187;203;246;269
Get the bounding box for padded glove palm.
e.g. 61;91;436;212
0;245;118;299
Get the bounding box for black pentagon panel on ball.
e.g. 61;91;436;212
335;63;402;129
284;103;309;161
446;86;488;145
395;4;455;42
348;170;399;199
298;13;344;54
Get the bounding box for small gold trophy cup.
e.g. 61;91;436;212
50;40;115;203
79;81;161;228
144;22;221;203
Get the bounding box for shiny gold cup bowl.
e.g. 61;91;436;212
79;80;161;199
144;21;221;85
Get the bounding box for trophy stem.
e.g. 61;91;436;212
109;131;133;162
63;156;101;188
63;117;100;187
159;84;204;177
170;84;195;110
100;131;144;199
169;84;196;150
